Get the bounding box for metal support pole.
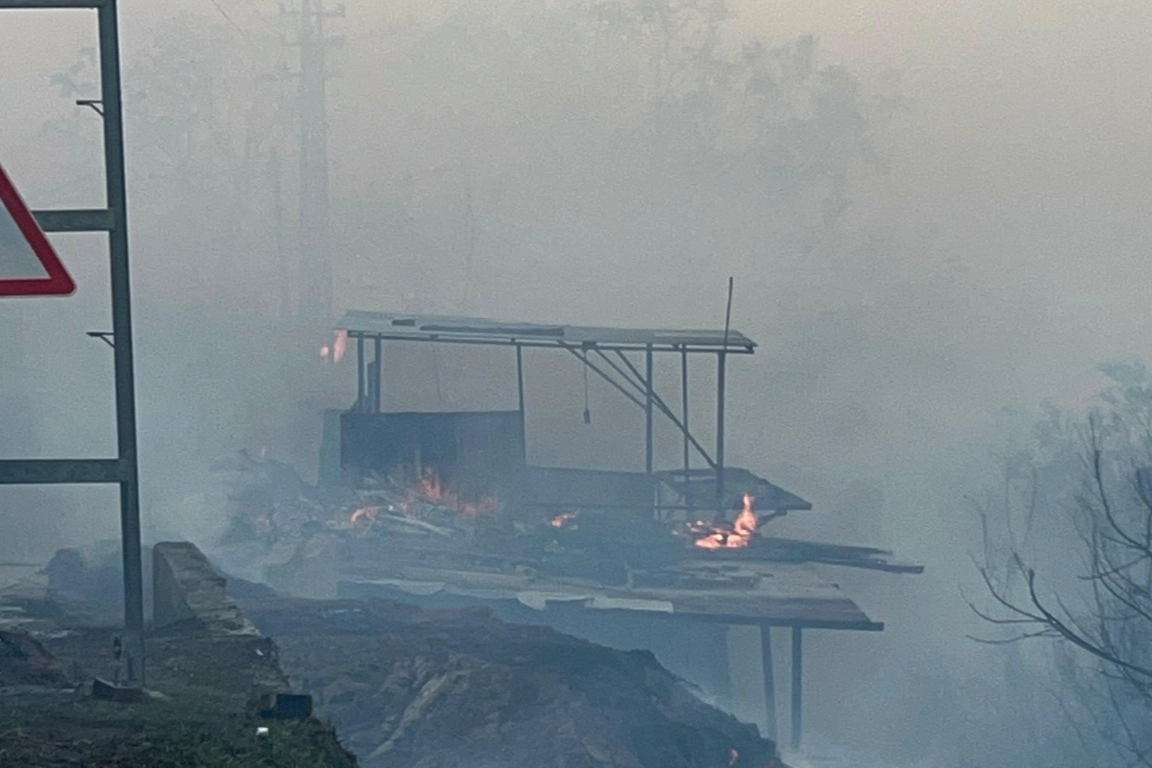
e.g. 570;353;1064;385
761;625;777;742
791;626;803;750
644;345;654;475
681;346;690;491
515;345;526;460
100;0;144;688
373;336;382;413
366;360;378;413
716;351;727;511
356;335;365;410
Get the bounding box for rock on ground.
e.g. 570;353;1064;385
0;629;71;688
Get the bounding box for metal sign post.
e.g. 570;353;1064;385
0;0;145;687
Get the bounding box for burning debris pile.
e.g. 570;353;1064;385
212;451;920;593
239;594;783;768
686;493;760;551
214;450;500;546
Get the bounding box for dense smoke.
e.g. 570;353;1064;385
3;1;1152;765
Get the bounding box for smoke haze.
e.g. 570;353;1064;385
4;1;1152;764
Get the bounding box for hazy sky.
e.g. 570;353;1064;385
3;2;1152;763
3;0;1151;375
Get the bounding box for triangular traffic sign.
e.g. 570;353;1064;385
0;161;75;297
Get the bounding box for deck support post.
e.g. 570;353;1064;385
791;626;803;750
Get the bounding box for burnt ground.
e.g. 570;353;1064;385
239;595;782;768
0;625;357;768
2;549;783;768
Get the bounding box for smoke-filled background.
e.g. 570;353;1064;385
3;0;1152;765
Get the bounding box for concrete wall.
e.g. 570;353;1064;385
152;541;259;636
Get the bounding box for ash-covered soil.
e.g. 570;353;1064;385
0;624;358;768
240;595;781;768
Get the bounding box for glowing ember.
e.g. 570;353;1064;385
349;506;381;525
694;492;757;550
550;511;576;528
419;470;446;502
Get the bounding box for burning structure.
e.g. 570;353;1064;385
220;309;921;751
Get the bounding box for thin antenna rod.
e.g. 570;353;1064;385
716;276;734;513
722;276;734;350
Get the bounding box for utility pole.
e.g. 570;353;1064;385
269;148;291;318
281;0;343;320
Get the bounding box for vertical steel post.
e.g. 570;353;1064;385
791;627;803;750
356;335;365;410
100;0;145;687
681;346;690;489
716;351;727;511
644;345;654;475
761;625;777;743
373;336;382;413
515;345;526;460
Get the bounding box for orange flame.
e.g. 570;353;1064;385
347;468;500;526
550;511;576;528
320;330;348;363
694;492;757;550
408;468;499;518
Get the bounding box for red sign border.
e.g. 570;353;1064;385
0;162;76;297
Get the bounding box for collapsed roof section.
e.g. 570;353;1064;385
654;468;813;513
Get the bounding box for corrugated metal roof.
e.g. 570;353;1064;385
337;309;756;352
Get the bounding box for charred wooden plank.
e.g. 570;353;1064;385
732;537;924;574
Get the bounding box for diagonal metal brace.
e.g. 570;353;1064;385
87;331;115;348
558;343;718;469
